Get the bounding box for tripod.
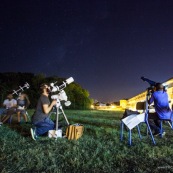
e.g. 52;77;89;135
51;91;70;138
144;88;157;144
49;77;74;138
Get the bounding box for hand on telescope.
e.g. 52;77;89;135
51;99;57;106
43;99;57;114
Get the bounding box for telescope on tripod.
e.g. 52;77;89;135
49;77;74;138
12;82;30;95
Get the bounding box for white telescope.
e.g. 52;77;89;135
50;77;74;92
12;82;30;95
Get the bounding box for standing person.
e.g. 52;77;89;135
16;92;30;124
0;93;17;124
147;83;172;136
31;83;57;140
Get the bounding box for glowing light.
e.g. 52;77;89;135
91;105;94;109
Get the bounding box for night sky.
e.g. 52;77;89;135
0;0;173;102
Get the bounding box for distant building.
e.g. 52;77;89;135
94;102;106;107
120;100;128;109
93;101;124;110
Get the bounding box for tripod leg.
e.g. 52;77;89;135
54;107;63;138
60;106;70;125
55;108;59;131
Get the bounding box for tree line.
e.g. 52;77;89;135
0;72;93;109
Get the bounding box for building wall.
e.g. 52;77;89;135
120;100;128;109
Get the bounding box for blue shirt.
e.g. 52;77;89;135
148;90;172;120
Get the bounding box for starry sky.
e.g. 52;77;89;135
0;0;173;102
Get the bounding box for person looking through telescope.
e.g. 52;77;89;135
30;83;57;140
147;83;173;136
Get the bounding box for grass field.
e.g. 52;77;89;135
1;109;173;173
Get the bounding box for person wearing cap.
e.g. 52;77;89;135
147;83;172;136
30;83;57;140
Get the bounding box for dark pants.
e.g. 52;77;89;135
33;117;55;136
1;108;16;123
148;113;162;133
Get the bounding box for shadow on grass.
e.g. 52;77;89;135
5;122;32;138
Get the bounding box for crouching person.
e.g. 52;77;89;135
31;83;57;140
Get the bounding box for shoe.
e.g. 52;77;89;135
0;122;3;126
153;131;160;136
30;128;38;140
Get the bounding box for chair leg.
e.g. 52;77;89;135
171;121;173;129
128;130;132;146
167;121;173;128
136;125;142;139
146;121;156;145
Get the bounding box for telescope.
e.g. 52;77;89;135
12;82;30;95
50;77;74;107
49;77;74;139
51;90;71;106
141;76;157;86
50;77;74;92
141;76;168;92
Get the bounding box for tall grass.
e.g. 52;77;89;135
1;110;173;173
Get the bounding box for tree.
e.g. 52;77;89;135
0;72;93;109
